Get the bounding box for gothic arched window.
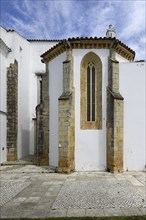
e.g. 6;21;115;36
80;52;102;129
87;62;96;121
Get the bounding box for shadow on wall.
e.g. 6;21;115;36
21;128;30;157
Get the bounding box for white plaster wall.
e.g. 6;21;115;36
116;53;130;62
49;52;65;167
0;115;7;163
0;47;7;163
73;49;109;171
10;32;30;159
0;26;60;162
0;27;13;162
119;62;145;171
0;27;31;160
29;41;57;155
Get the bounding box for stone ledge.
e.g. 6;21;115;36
108;87;124;100
58;92;72;100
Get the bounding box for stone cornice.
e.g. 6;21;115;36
41;37;135;62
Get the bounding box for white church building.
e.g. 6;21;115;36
0;25;145;172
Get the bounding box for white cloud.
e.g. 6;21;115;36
1;0;145;59
118;0;145;40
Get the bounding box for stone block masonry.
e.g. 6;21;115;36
58;48;75;173
36;63;49;166
106;46;124;173
58;92;75;173
106;88;123;172
7;60;18;161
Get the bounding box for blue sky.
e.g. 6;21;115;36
0;0;145;60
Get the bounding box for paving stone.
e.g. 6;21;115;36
16;202;37;210
24;196;40;203
139;208;146;215
86;208;105;216
122;208;143;216
104;208;124;216
136;186;145;193
25;208;48;218
35;201;54;210
53;180;65;185
44;191;59;197
12;197;26;203
31;191;45;197
10;210;30;218
48;209;67;217
67;208;86;217
38;196;56;203
42;181;52;186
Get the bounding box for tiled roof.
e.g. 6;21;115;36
41;37;135;62
27;39;62;42
6;29;15;32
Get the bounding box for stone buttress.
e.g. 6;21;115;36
7;60;18;161
58;48;75;173
106;41;124;172
36;63;49;165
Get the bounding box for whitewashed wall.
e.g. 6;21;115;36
116;53;130;62
0;35;7;162
49;52;66;167
0;27;14;162
0;26;58;162
119;62;145;171
3;30;31;159
29;41;57;155
73;49;109;171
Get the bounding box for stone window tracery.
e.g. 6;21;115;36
80;52;102;129
87;62;96;122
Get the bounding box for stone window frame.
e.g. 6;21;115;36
87;61;96;122
80;51;102;130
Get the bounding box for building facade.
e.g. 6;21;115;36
0;25;145;172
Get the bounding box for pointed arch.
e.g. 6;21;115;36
80;52;102;129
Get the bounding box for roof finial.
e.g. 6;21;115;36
106;25;116;38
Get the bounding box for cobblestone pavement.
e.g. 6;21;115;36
0;165;146;218
0;181;30;206
52;179;145;209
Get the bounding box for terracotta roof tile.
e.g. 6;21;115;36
41;37;135;62
27;39;62;42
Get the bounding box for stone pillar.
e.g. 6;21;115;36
58;48;75;173
7;60;18;161
106;47;124;172
36;63;49;166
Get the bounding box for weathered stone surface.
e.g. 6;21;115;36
36;63;49;166
106;48;124;173
58;49;75;173
80;52;102;129
7;60;18;161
